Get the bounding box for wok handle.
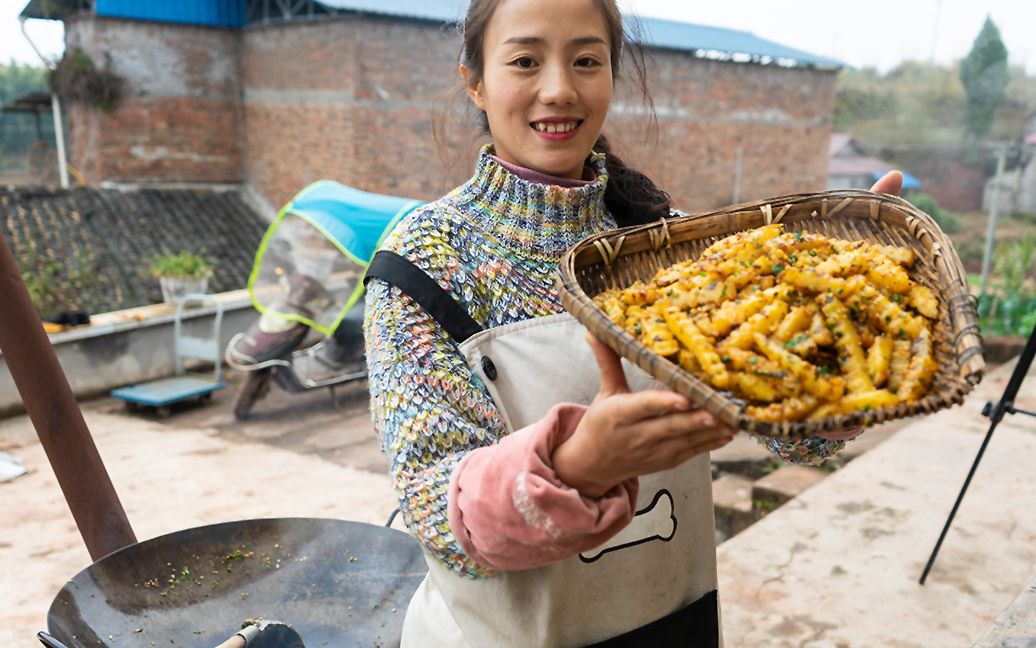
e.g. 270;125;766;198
37;631;69;648
0;231;135;560
213;624;259;648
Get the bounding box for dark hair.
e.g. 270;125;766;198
457;0;671;226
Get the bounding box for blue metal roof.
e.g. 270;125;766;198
316;0;842;69
95;0;245;27
20;0;245;26
20;0;841;68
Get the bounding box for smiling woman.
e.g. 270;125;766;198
459;0;614;180
454;0;673;227
361;0;859;646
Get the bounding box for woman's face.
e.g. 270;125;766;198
463;0;614;180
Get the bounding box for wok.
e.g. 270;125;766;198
0;216;427;647
41;517;426;647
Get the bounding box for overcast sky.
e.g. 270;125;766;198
620;0;1036;74
2;0;1035;74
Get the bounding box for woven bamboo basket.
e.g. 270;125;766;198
558;190;985;438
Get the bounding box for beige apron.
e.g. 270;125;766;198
400;313;720;648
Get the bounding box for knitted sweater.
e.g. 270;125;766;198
363;147;844;578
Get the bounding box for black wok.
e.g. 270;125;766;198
42;517;426;647
0;214;428;647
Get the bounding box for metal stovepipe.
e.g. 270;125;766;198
0;231;135;560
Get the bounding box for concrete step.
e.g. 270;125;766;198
709;433;776;479
712;473;756;544
751;464;827;512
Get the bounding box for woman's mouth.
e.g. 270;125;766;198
530;119;583;140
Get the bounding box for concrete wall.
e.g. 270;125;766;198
63;16;243;184
0;292;254;417
983;150;1036;215
240;15;836;211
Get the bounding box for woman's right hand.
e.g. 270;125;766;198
552;333;736;498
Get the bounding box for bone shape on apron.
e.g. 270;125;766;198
401;313;720;648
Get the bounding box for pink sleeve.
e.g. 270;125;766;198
447;403;639;571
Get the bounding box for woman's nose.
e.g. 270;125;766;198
538;64;578;105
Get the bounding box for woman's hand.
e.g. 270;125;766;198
551;334;735;498
870;171;903;196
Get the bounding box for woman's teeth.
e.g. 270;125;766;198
532;121;579;133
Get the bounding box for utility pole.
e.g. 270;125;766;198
20;17;69;189
732;146;743;204
979;146;1007;299
929;0;943;64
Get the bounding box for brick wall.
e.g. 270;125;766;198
241;15;836;212
63;13;836;212
64;16;243;184
241;16;481;209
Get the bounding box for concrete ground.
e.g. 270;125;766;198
718;357;1036;647
2;359;1035;647
0;374;396;647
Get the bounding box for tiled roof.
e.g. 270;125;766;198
1;185;267;316
828;133;854;157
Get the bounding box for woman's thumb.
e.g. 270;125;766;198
585;331;630;397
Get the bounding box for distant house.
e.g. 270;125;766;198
827;133;921;192
983;131;1036;215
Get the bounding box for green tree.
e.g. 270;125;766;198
836;62;967;148
959;16;1009;141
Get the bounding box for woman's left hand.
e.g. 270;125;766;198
816;171;902;443
870;170;903;196
817;426;862;441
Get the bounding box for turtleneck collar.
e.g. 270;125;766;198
455;145;614;260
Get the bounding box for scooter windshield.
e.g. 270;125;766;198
248;181;424;336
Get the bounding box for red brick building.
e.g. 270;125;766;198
23;0;842;214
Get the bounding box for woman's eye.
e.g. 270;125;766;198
511;57;537;69
575;57;601;68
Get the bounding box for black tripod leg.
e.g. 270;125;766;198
918;416;1001;584
920;320;1036;585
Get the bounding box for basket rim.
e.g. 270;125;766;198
558;189;985;438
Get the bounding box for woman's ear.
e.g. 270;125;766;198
459;65;487;111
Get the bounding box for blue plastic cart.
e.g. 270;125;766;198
111;294;226;417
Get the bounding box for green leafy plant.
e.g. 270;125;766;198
977;237;1036;336
18;250;101;319
148;250;214;279
48;49;124;112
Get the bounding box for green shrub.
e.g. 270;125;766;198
909;193;962;234
18;251;100;319
977;237;1036;336
148;250;213;279
48;49;124;112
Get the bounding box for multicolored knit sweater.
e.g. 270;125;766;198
363;146;844;578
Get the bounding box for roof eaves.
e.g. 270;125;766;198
19;0;91;21
313;1;843;69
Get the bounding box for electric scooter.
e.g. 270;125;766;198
225;181;424;420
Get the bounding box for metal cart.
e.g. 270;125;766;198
111;294;226;417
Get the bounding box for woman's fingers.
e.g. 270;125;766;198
605;389;691;425
869;170;903;196
585;331;631;398
651;423;734;465
817;425;862;441
673;433;735;464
